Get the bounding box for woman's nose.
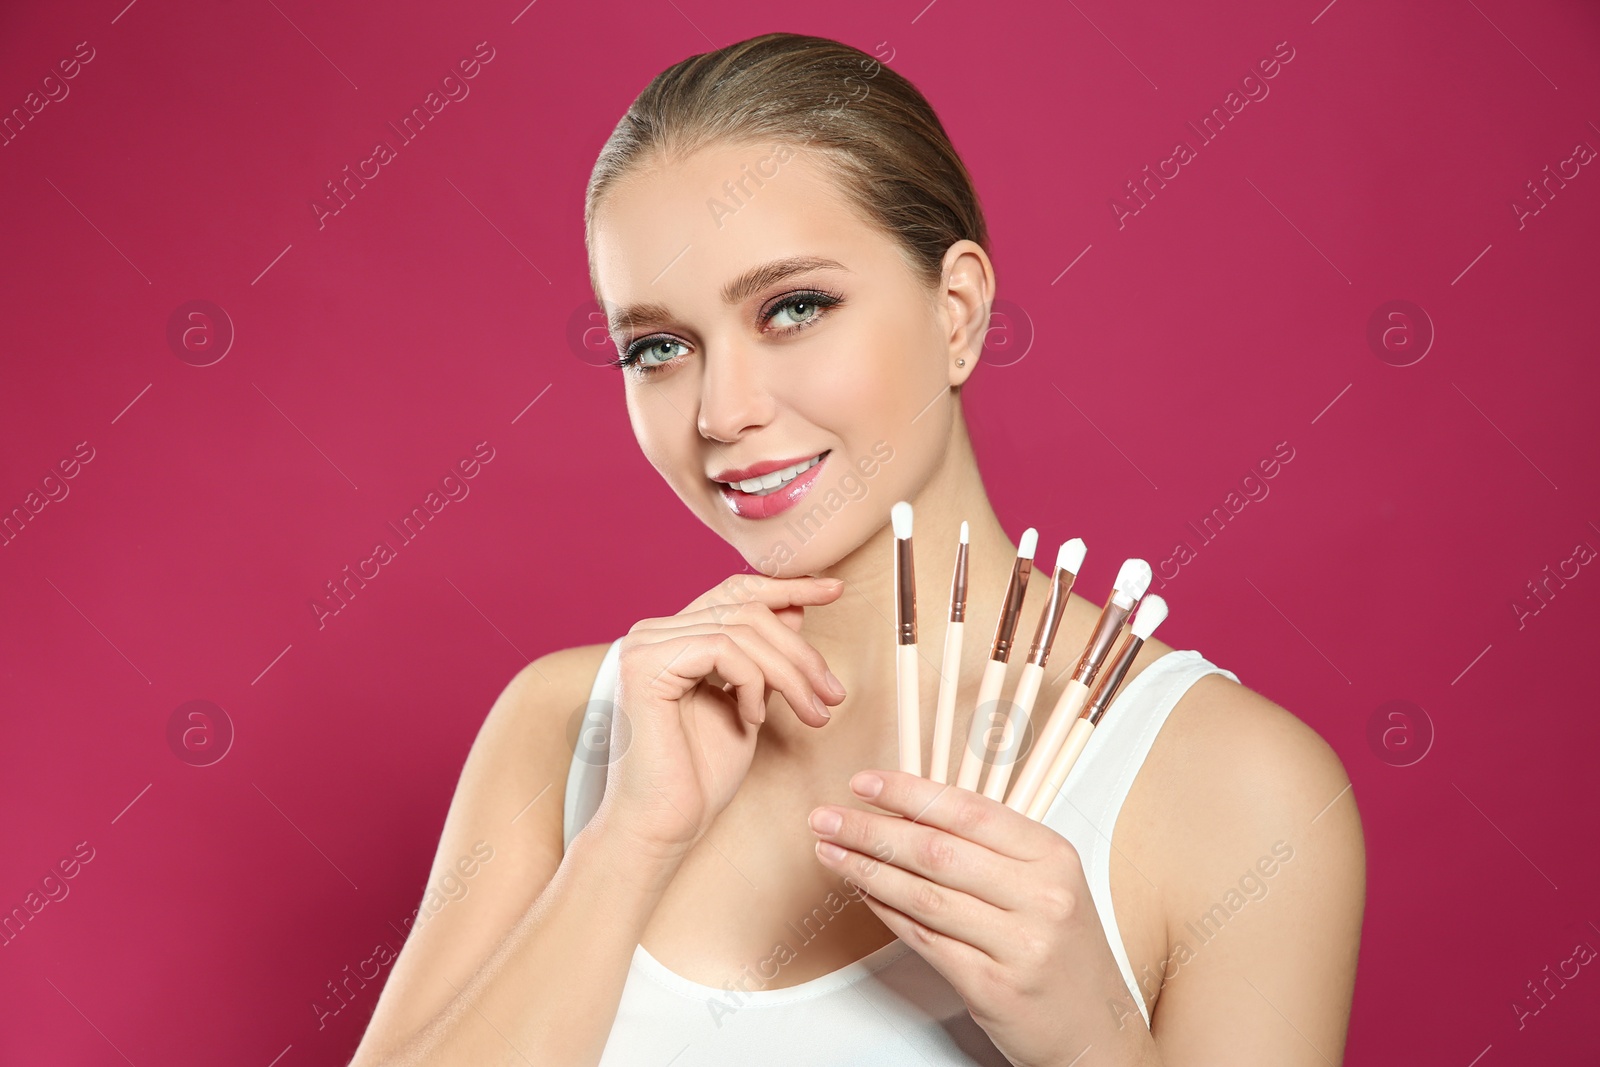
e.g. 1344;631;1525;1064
696;347;775;442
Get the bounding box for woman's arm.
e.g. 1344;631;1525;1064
1143;673;1366;1064
346;646;689;1067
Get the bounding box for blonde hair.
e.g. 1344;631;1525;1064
584;31;991;301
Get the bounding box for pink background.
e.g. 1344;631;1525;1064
2;0;1597;1063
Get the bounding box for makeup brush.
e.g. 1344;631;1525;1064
1024;594;1168;821
980;538;1085;801
929;521;969;784
891;501;920;776
955;528;1038;791
1003;558;1153;814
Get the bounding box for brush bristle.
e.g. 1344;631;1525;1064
1114;558;1153;599
1058;537;1086;573
891;501;913;539
1018;527;1038;559
1131;594;1168;639
959;520;968;544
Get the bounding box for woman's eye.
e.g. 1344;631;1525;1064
764;291;842;330
628;338;687;368
768;298;820;328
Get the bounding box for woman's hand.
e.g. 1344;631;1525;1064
807;769;1160;1067
599;573;849;861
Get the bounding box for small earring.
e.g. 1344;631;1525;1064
956;358;966;367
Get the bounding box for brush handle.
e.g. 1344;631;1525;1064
982;661;1042;801
1005;677;1089;813
1026;716;1095;821
929;620;964;784
956;658;1007;791
897;642;921;776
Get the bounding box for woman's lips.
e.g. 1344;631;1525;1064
716;450;829;520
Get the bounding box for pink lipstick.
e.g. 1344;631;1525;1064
713;449;830;520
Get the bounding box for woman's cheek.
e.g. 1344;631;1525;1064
629;395;686;468
815;338;902;415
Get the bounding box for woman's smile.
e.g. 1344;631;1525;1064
714;448;831;519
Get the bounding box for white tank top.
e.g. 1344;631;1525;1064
563;636;1240;1064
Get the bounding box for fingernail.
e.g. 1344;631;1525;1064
809;807;842;834
812;693;831;720
823;669;846;698
851;772;884;798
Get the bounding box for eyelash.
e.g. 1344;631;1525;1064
609;290;845;376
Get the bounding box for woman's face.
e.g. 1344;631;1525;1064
590;139;972;575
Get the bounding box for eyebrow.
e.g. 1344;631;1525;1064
607;255;851;336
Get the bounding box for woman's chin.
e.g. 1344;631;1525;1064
734;536;825;579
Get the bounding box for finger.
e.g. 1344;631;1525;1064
679;573;845;619
635;574;844;642
636;618;837;727
813;835;1003;956
846;769;1055;864
679;599;845;711
857;892;991;980
629;575;847;725
772;603;806;634
692;620;834;727
638;623;827;728
807;803;1023;908
635;631;769;726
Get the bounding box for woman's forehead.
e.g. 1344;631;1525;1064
591;143;879;307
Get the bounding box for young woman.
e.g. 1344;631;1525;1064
350;32;1364;1067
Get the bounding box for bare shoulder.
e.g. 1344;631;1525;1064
466;641;619;859
346;640;615;1065
1149;668;1360;857
1135;665;1366;1061
401;638;617;913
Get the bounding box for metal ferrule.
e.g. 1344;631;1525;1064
988;554;1035;661
949;541;969;623
895;536;917;644
1026;564;1078;667
1070;590;1135;689
1084;633;1143;725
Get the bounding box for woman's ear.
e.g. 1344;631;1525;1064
939;239;995;387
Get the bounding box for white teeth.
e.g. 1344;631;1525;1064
727;453;824;495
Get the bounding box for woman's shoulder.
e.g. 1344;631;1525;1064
1123;633;1347;792
1128;648;1364;938
1157;659;1353;820
493;640;619;753
507;640;618;704
469;641;619;807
